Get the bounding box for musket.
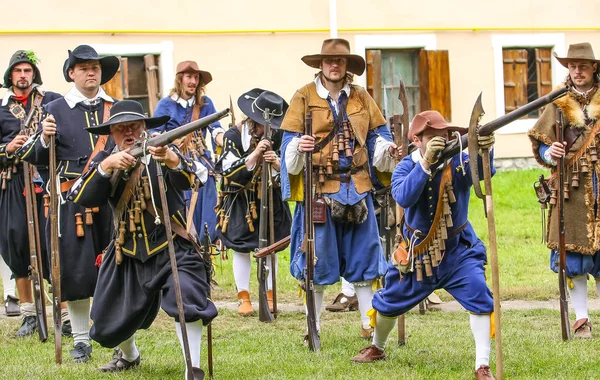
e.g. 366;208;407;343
110;109;229;195
253;236;290;259
203;223;214;379
256;109;275;323
304;111;320;351
555;109;570;341
395;79;410;346
21;106;48;342
49;133;62;363
154;160;194;380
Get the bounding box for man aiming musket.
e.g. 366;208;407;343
66;100;222;378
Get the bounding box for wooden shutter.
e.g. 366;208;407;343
366;49;383;112
502;49;528;113
144;54;160;116
418;50;451;121
535;48;553;97
102;57;128;100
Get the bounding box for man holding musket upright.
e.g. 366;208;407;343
0;50;61;336
280;38;399;341
67;100;217;379
18;45;119;362
528;42;600;339
152;61;224;242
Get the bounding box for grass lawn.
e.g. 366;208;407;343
2;168;600;379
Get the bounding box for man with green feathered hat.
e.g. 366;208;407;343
0;50;61;337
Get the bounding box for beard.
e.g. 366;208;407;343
322;71;346;84
14;80;32;90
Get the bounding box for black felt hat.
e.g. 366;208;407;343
63;45;120;85
3;50;43;87
237;88;288;129
85;100;170;135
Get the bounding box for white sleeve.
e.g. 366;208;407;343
285;137;305;175
373;136;396;172
193;160;209;184
211;127;226;140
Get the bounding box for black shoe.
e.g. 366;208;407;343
192;367;205;380
15;315;37;337
62;320;72;337
69;342;93;363
5;295;21;317
97;348;140;372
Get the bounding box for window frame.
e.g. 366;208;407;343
492;33;566;134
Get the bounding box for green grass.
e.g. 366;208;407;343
2;168;600;379
2;309;600;379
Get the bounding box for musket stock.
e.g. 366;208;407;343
49;134;62;363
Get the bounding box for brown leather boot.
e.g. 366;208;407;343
474;364;495;380
573;318;592;339
266;290;274;312
237;290;253;316
351;345;386;363
360;327;374;340
325;293;358;312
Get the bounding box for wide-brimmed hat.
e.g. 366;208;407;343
85;100;170;135
176;61;213;86
238;88;289;129
408;110;466;141
63;45;120;85
3;50;43;88
301;38;366;76
553;43;600;68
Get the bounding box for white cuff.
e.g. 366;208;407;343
418;160;432;175
193;160;209;184
373;136;396;172
96;162;112;178
285;137;305;175
543;148;557;166
211;127;225;140
40;136;49;149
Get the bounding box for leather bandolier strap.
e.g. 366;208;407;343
59;101;112;193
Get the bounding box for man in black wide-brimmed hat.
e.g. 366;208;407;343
214;89;292;316
0;50;61;336
67;99;217;378
18;44;120;363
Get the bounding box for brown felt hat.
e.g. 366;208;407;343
301;38;366;76
553;43;600;68
408;110;466;141
176;60;213;85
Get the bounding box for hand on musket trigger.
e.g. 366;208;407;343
41;114;57;145
148;145;180;169
549;141;567;160
100;150;137;174
297;134;316;153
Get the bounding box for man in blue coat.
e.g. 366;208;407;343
352;110;496;380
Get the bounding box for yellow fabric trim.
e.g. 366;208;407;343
62;161;83;176
288;172;304;202
19;134;40;159
367;308;377;328
376;169;392;187
73;169;97;203
490;311;495;339
372;279;380;291
224;163;247;178
568;277;574;289
298;283;303;299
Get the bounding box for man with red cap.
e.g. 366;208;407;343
351;110;497;380
152;61;224;242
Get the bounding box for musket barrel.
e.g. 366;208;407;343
128;108;229;158
439;86;568;161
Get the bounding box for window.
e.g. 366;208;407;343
366;48;451;122
502;47;552;118
102;54;161;116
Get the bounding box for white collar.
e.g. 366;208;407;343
64;86;113;109
241;120;252;151
1;84;44;107
411;149;423;163
314;76;351;101
170;94;196;108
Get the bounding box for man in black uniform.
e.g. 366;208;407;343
18;45;119;362
0;50;61;336
68;100;217;379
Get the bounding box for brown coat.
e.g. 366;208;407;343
281;81;386;195
528;85;600;254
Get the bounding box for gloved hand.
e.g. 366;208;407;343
478;133;495;150
423;136;446;164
